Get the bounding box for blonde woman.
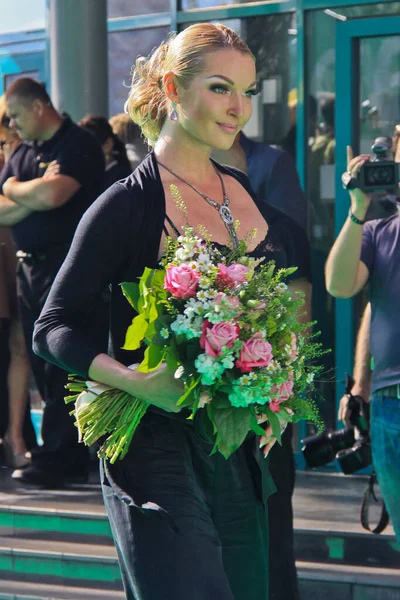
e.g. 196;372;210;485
33;24;303;599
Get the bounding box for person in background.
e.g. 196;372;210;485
213;131;307;230
0;78;105;487
215;133;311;600
338;123;400;442
0;95;35;468
326;143;400;542
79;115;132;190
280;90;318;165
109;112;148;170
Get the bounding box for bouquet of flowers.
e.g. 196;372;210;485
66;217;324;463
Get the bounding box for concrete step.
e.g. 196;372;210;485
0;505;112;542
294;526;400;570
0;535;121;589
297;561;400;600
0;579;124;600
2;503;398;571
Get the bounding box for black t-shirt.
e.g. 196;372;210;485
33;152;311;379
0;116;105;252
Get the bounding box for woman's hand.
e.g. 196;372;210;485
346;146;372;218
259;424;277;458
128;363;184;413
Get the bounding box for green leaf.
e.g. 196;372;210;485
211;406;251;459
264;406;282;445
120;282;140;311
177;376;200;406
122;313;148;350
145;321;157;342
165;349;179;373
250;414;267;437
137;345;165;372
149;268;167;292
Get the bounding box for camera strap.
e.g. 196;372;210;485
360;470;390;534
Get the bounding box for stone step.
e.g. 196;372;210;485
0;505;112;542
297;561;400;600
2;503;398;571
0;579;124;600
294;526;399;570
0;535;121;589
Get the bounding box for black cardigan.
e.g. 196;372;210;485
33;151;310;379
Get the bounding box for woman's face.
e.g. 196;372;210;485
177;49;257;151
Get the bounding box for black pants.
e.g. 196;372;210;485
101;409;276;600
268;425;300;600
0;318;36;448
16;250;88;470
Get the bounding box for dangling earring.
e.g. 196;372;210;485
169;101;179;122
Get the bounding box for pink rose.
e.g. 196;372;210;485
270;378;294;411
214;292;241;311
288;334;297;361
236;332;273;373
216;263;249;289
278;378;294;401
200;320;240;357
164;264;200;299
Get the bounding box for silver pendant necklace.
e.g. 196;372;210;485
157;159;239;248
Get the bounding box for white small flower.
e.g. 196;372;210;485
160;327;169;339
266;360;278;373
196;289;209;301
199;277;211;289
276;283;288;292
175;248;193;262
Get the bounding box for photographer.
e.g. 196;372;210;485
326;144;400;542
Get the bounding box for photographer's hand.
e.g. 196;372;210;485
346;146;372;219
338;394;355;427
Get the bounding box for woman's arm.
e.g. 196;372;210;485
33;184;137;377
88;355;182;412
33;183;183;412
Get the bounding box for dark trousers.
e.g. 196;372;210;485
16;251;88;469
268;425;300;600
0;318;36;448
101;409;275;600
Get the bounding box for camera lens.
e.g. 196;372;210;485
365;165;395;185
336;440;372;474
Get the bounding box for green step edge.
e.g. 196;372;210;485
0;509;112;537
0;549;121;582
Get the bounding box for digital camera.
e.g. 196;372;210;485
358;136;400;193
302;375;371;474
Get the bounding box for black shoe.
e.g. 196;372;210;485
12;463;89;488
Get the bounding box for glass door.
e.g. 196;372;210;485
335;15;400;421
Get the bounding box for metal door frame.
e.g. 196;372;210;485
334;15;400;421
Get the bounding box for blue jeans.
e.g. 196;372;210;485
371;393;400;541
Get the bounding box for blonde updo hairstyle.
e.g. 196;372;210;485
125;23;253;146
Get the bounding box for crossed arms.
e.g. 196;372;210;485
0;162;80;226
